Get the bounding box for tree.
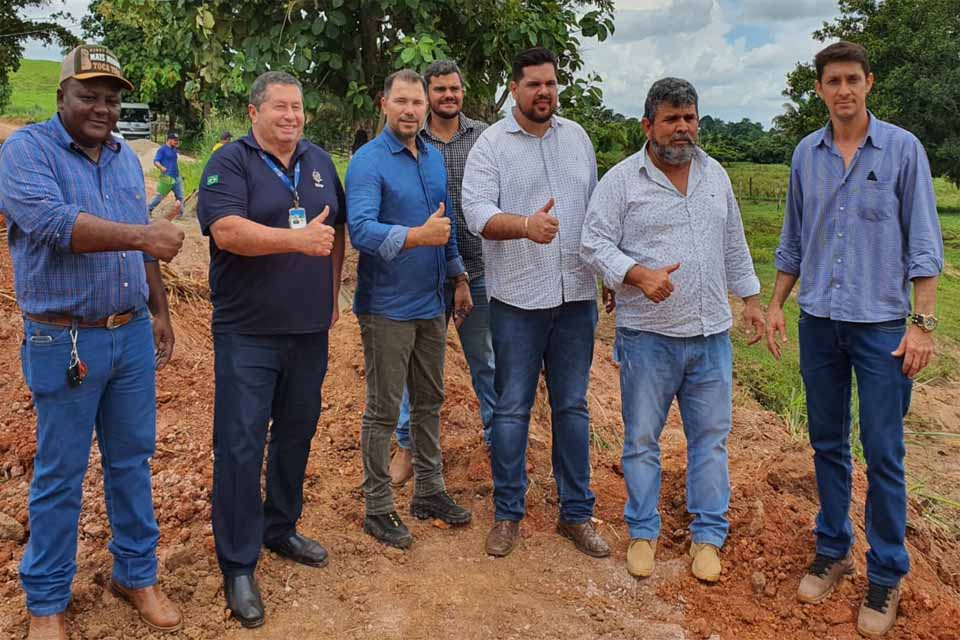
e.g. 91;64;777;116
774;0;960;184
0;1;78;112
83;0;616;136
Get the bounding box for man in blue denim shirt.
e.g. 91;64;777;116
0;45;184;639
347;69;472;549
766;42;944;638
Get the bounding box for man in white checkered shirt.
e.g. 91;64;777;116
462;47;610;560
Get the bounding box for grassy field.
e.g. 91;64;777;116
1;60;59;121
728;173;960;444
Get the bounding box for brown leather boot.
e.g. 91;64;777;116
485;520;520;557
110;581;182;632
27;613;66;640
557;520;611;558
389;447;414;487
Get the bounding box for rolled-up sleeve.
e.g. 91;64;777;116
899;138;944;279
462;136;502;235
580;168;636;290
0;133;80;253
723;175;761;298
773;148;804;275
345;154;408;261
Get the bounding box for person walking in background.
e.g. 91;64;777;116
766;41;943;637
388;59;496;488
581;77;764;583
462;47;610;560
148;132;184;216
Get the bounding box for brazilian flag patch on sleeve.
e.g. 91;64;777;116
206;174;219;186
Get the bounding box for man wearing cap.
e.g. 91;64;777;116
148;132;184;216
0;44;185;639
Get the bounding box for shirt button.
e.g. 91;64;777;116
836;258;842;263
835;283;841;289
123;282;129;288
838;233;844;238
121;252;127;258
840;206;845;211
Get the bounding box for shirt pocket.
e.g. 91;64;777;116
856;180;897;222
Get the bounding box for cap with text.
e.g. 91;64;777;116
59;44;134;92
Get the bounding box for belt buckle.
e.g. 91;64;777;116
105;313;120;330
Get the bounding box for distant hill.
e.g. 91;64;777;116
2;59;60;121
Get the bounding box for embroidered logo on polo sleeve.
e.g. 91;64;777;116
312;169;324;188
206;174;219;186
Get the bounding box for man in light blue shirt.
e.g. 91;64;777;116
581;77;763;584
347;69;472;550
766;42;943;638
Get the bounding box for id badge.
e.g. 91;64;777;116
289;207;307;229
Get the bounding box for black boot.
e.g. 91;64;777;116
363;511;414;549
224;574;265;628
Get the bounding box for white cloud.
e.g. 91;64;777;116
583;0;838;126
738;0;838;22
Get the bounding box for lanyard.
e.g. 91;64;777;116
258;151;301;207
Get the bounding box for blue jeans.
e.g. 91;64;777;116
19;311;159;616
799;313;912;587
211;332;329;577
147;175;184;213
488;298;597;523
396;275;496;448
616;329;732;547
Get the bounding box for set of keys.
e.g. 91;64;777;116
66;325;88;388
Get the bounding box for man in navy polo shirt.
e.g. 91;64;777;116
347;69;473;549
197;71;345;628
148;132;184;215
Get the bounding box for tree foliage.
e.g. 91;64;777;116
774;0;960;184
0;1;78;112
700;115;792;165
83;0;615;137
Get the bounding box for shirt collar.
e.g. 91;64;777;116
421;113;476;142
49;114;121;155
240;129;310;164
504;108;561;135
816;111;885;150
382;125;428;155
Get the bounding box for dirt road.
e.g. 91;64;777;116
0;219;957;640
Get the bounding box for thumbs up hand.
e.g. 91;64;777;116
636;262;680;303
299;206;335;256
414;202;451;247
524;198;559;244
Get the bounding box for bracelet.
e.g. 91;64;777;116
523;216;529;238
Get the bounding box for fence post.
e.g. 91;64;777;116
749;176;753;200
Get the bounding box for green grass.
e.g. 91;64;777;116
2;60;59;121
730;183;960;448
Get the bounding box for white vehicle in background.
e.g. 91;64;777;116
114;102;152;140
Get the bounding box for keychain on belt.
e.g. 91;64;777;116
66;322;88;388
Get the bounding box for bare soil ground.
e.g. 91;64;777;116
0;214;958;640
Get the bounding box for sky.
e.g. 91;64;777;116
20;0;841;128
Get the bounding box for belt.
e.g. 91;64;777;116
26;309;138;330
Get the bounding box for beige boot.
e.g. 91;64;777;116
797;552;854;604
857;583;899;638
689;543;721;582
389;447;413;487
626;539;657;578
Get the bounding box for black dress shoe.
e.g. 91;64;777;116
411;490;472;525
265;532;329;568
363;511;413;549
224;574;265;629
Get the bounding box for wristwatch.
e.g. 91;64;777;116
910;313;939;332
452;272;470;285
